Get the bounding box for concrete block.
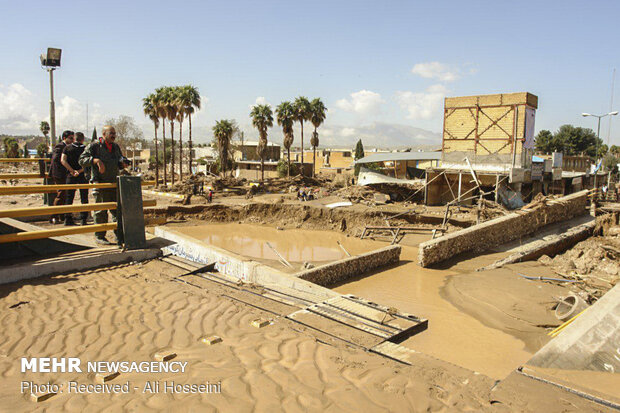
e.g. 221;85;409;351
201;336;222;345
96;372;120;383
30;390;57;403
251;319;270;328
154;351;176;362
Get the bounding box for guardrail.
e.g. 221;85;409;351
0;178;161;249
0;181;155;195
0;158;49;162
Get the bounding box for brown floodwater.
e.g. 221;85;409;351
334;240;534;379
177;223;384;263
176;223;533;379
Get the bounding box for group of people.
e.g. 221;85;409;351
48;126;128;245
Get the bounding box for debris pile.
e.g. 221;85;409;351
538;233;620;302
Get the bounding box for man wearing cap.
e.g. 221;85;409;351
61;132;89;226
79;125;128;245
49;130;74;224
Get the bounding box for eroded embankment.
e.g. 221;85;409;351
146;202;470;236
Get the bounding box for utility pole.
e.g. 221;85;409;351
48;68;56;145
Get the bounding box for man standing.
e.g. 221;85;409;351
49;130;74;224
79;126;128;245
61;132;89;226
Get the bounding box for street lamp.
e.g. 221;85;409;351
582;111;618;187
40;47;62;145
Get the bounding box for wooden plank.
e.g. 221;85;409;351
0;158;48;162
0;223;117;243
0;181;155;195
0;199;156;218
0;173;47;179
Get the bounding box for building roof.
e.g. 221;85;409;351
355;151;441;164
236;141;280;147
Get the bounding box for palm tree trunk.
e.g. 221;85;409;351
179;120;183;182
154;123;159;187
162;118;167;186
287;149;291;177
170;121;175;185
300;121;304;175
188;114;193;176
313;146;316;178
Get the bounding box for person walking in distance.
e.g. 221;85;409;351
79;126;129;246
49;130;74;224
61;132;89;226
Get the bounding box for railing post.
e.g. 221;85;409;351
117;176;146;249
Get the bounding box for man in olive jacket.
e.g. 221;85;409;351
79;125;128;245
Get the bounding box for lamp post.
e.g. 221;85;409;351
40;48;62;145
582;111;618;188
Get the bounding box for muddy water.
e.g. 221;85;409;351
177;223;384;263
177;223;533;379
334;241;533;379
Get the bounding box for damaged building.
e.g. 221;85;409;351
424;92;538;207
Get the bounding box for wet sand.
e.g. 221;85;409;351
0;260;503;412
176;223;384;263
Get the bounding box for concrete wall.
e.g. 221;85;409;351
419;190;589;267
296;245;401;286
528;283;620;372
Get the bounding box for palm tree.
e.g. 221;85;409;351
40;121;50;149
179;85;201;177
250;104;274;181
154;88;168;186
309;98;327;177
276;101;295;177
212;120;234;177
163;86;179;184
142;94;160;186
175;108;185;181
293;96;312;174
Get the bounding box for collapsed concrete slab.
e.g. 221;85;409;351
478;216;596;271
418;190;589;267
527;283;620;372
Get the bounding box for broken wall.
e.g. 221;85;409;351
418;190;588;267
297;245;401;286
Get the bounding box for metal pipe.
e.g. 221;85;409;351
517;273;579;283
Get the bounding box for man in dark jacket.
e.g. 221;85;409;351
79;126;128;245
49;130;74;224
61;132;89;226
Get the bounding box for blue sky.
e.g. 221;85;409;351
1;0;620;147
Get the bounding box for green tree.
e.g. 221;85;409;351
36;142;48;158
309;98;327;177
178;85;201;177
276;158;299;177
250;104;274;181
143;93;160;186
603;153;619;173
276;101;296;177
40;121;50;148
153;88;169;185
212;120;234;177
293;96;312;172
610;145;620;156
534;129;559;154
554;125;599;156
163;86;180;184
2;137;19;158
354;139;365;176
